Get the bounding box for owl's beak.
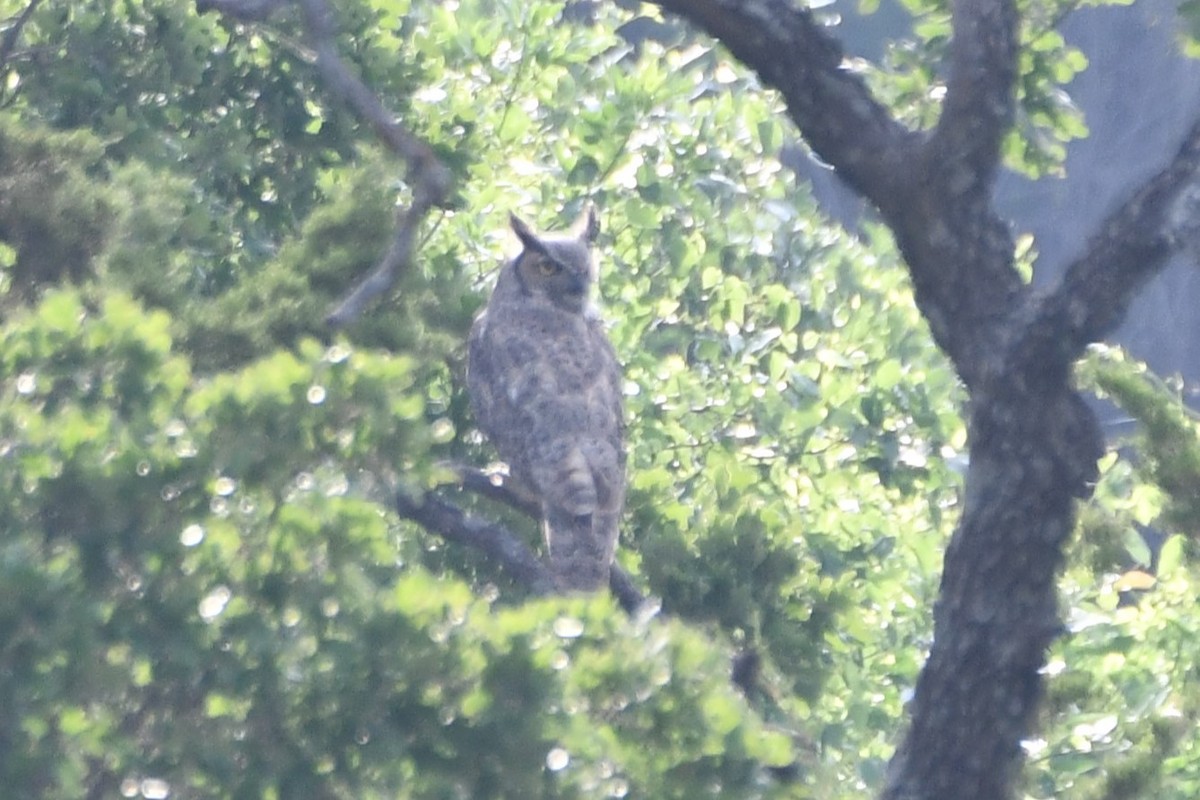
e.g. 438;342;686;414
566;272;587;297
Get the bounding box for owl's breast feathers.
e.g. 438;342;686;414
468;301;623;466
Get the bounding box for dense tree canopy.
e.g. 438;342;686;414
2;0;1200;798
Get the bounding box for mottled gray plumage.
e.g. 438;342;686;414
467;206;625;591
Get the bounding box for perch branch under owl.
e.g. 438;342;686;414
397;472;650;613
451;464;542;519
395;488;557;595
196;0;451;328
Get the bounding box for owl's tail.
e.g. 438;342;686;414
543;507;619;592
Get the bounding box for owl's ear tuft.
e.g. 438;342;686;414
572;203;600;244
510;213;544;253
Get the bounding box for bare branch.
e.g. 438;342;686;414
395;489;557;595
398;485;649;611
197;0;452;327
295;0;445;171
293;0;451;325
325;199;439;328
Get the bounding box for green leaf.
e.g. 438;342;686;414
1156;534;1184;577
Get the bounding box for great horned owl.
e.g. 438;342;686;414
467;206;625;592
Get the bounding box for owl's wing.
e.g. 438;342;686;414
466;314;497;436
467;310;548;469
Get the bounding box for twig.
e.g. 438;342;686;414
0;0;44;75
294;0;442;169
324;199;439;327
295;0;451;325
195;0;452;327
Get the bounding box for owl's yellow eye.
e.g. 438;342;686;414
536;258;562;276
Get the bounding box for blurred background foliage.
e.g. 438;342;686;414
0;0;1196;797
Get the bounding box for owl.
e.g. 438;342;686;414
467;206;625;592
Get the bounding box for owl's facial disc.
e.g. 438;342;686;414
534;256;565;277
522;251;587;304
552;276;588;311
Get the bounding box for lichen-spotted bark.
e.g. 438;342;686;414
883;385;1103;800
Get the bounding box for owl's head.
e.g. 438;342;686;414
510;205;600;313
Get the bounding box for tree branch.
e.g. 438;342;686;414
196;0;452;327
928;0;1019;185
608;564;651;615
1018;117;1200;369
647;0;919;210
395;489;557;595
653;3;1130;799
293;0;444;174
324;203;441;327
450;463;542;518
884;0;1023;387
0;0;43;75
406;470;651;612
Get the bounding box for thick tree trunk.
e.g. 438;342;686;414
883;387;1101;799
